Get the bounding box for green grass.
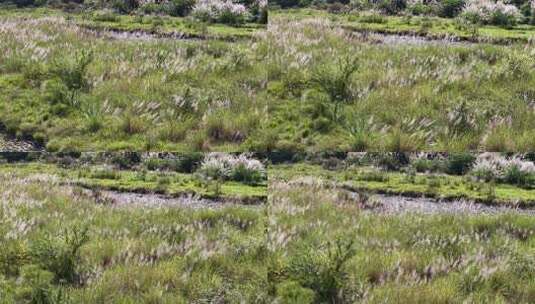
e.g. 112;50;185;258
0;170;267;303
1;159;534;303
0;7;263;40
268;180;535;303
273;8;535;43
0;162;267;200
265;13;535;151
0;8;269;152
271;163;535;207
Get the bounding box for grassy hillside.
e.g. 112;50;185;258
266;13;535;151
0;167;267;302
0;8;270;152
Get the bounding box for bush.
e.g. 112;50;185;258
144;153;203;173
111;0;138;13
360;12;387;23
439;0;465;17
196;153;266;184
165;0;196;16
411;158;445;173
461;0;521;27
192;0;250;25
92;10;120;22
446;153;476;175
0;241;29;277
378;0;406;15
110;152;141;169
270;0;300;8
42;79;69;105
409;3;433;15
358;170;389;182
15;265;68;304
31;226;89;285
503;161;535;186
469;154;535;187
490;9;519;27
229;162;265;184
372;153;410;171
284;237;356;303
247;0;267;24
50;49;93;107
276;281;315;304
310;56;359;122
7;0;41;7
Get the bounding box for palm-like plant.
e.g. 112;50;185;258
310;56;359;122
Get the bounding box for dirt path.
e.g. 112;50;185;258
355;192;535;215
283;178;535;215
84;189;263;210
366;32;474;46
94;29;202;41
345;26;527;45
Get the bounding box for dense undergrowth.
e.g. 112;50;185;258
267;14;535;152
0;169;267;303
267;180;535;303
0;9;270;151
1;153;534;302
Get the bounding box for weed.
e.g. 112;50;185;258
31;225;89;285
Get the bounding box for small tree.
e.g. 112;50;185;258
311;56;359;122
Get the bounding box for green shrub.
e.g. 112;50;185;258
111;0;138;13
151;16;165;27
503;164;533;186
15;265;68;304
50;49;93;107
358;169;389;182
0;241;29;277
490;10;518;28
41;79;69;105
7;0;40;7
258;7;268;24
409;3;432;15
446;153;476;175
156;175;171;192
378;0;406;15
144;153;203;173
360;13;387;24
310;56;359;122
110;152;141;169
31;226;89;285
412;158;445;173
230;163;265;185
138;3;166;14
284;237;357;303
373;153;409;171
165;0;196;17
276;280;315;304
92;11;120;22
471;167;495;182
438;0;465;18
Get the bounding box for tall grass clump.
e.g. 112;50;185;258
310;56;359;122
196;153;266;184
470;153;535;187
31;226;89;285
